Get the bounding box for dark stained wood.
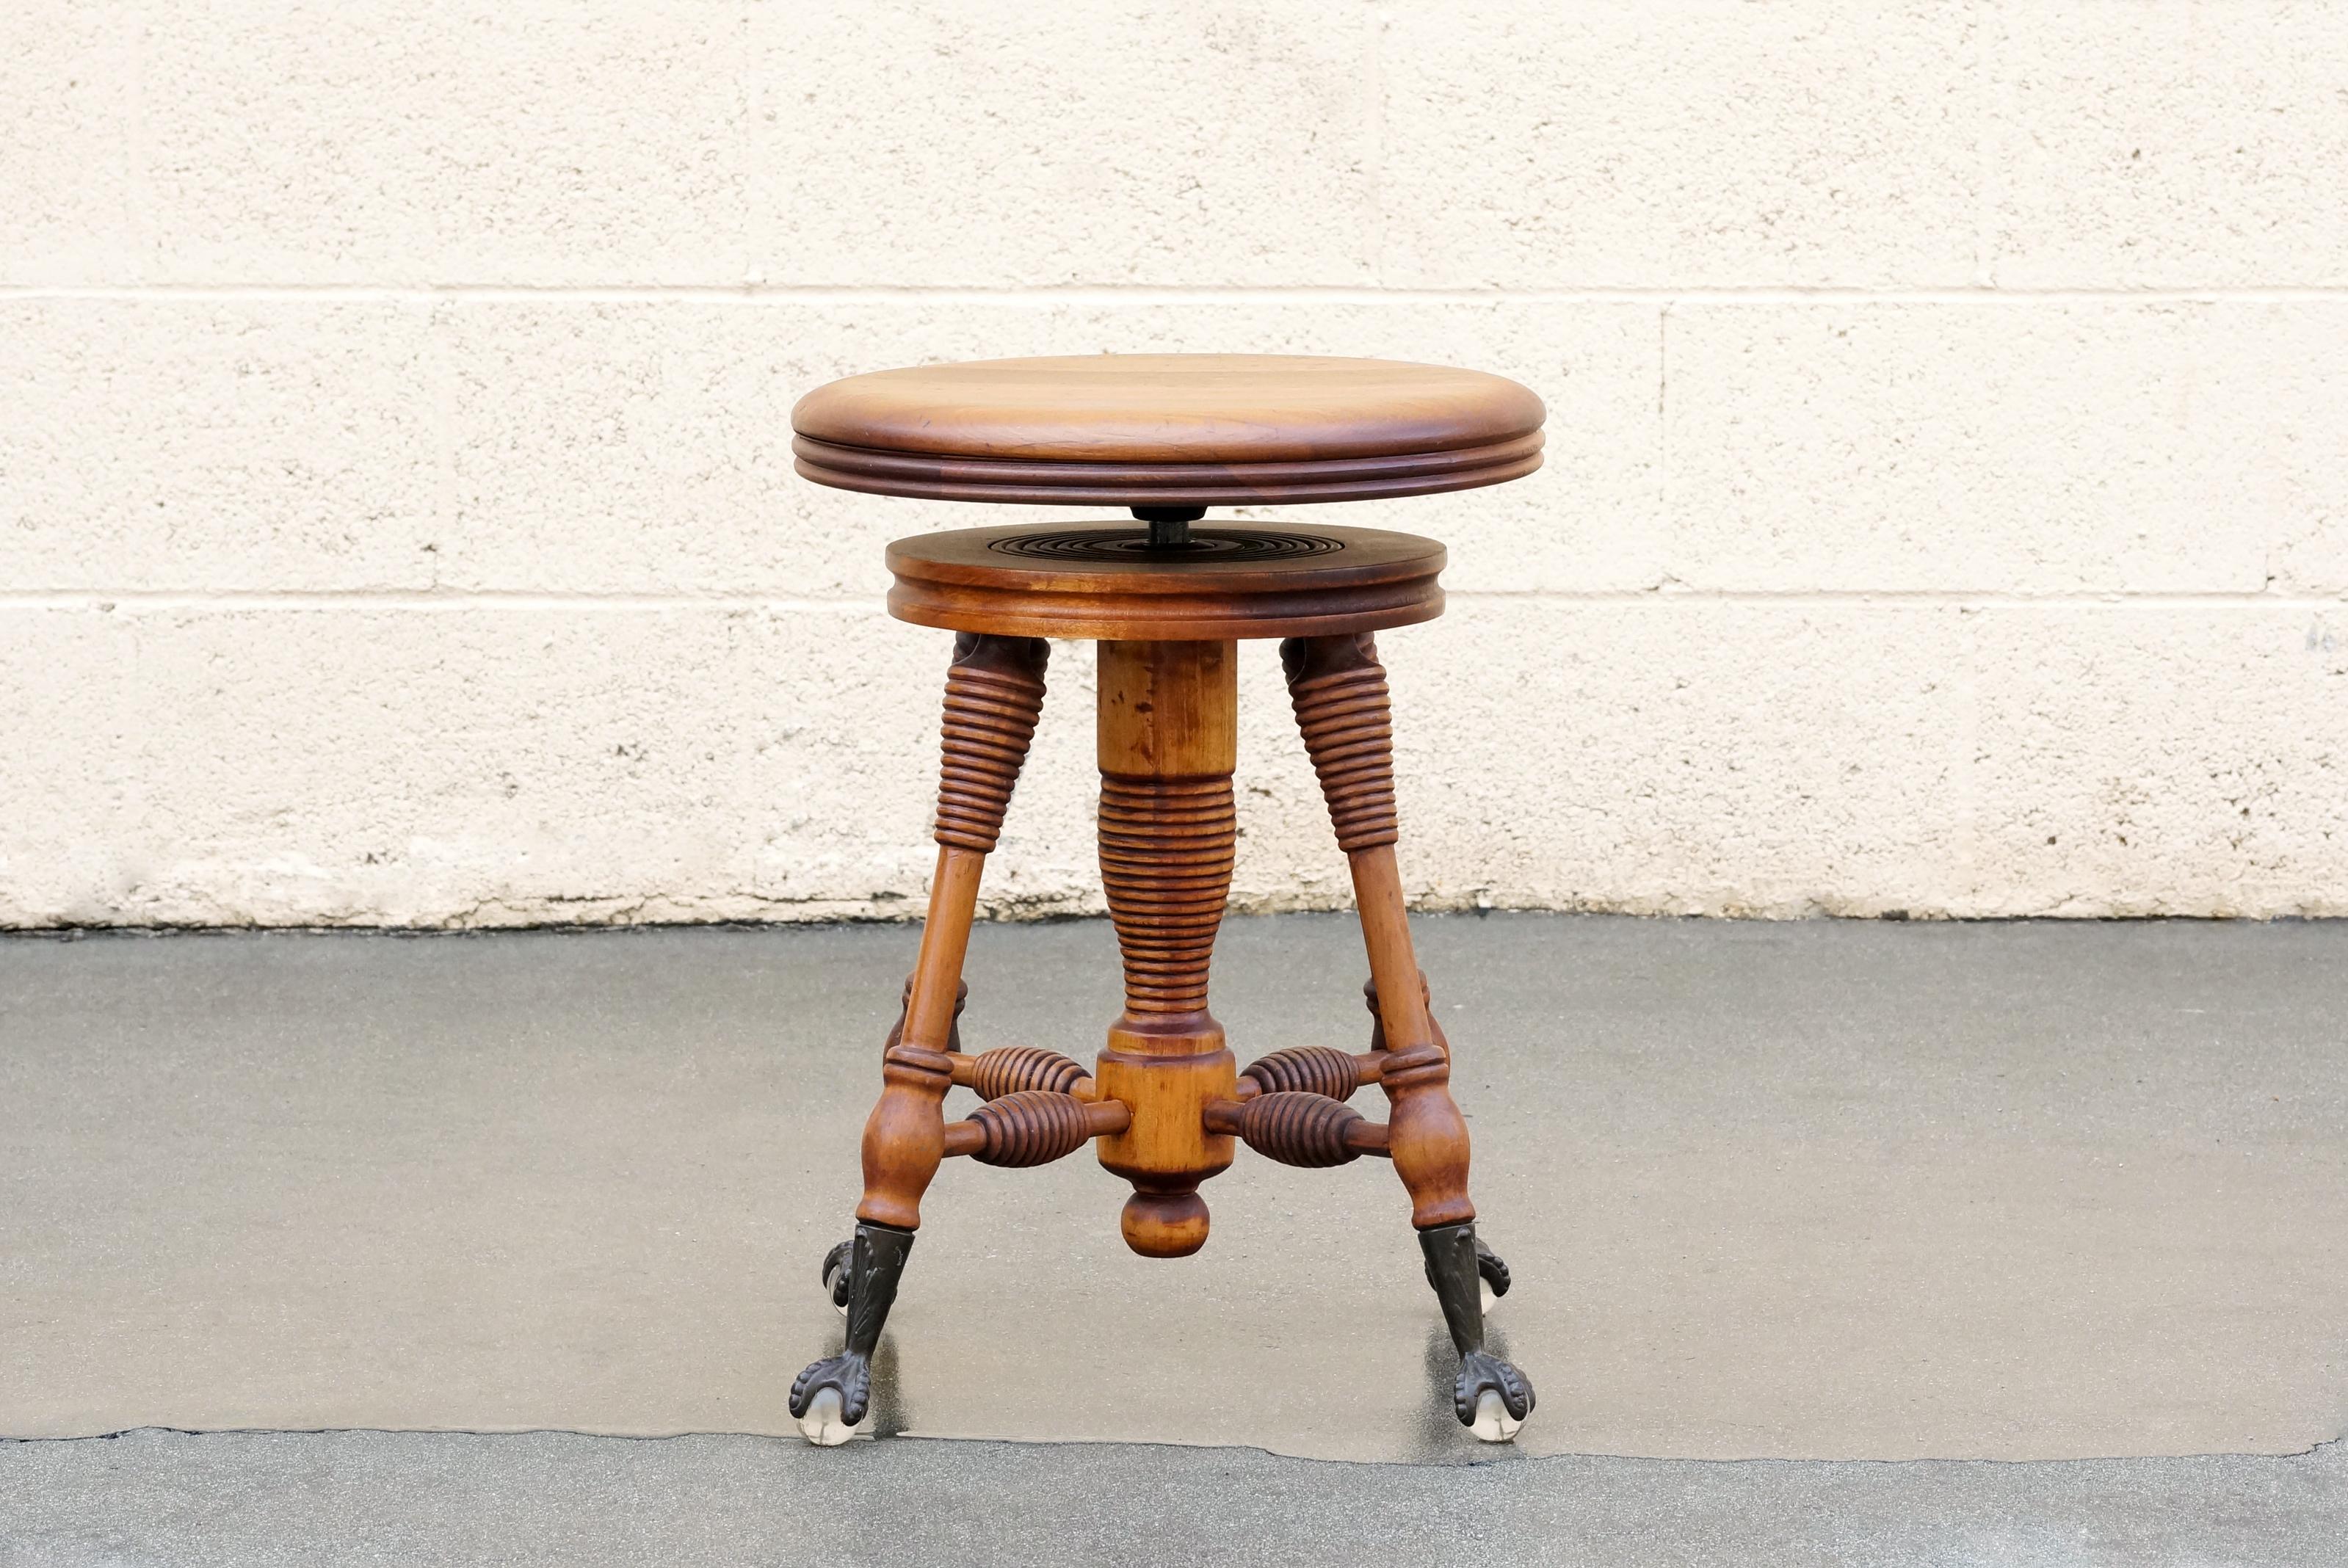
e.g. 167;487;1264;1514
794;430;1540;507
1229;1090;1367;1168
793;354;1543;506
1204;1093;1391;1158
1234;1045;1363;1103
954;1043;1094;1101
931;633;1050;853
1282;631;1402;852
887;521;1444;641
1228;1047;1383;1103
955;1091;1131;1167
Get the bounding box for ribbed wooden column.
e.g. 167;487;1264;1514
1091;639;1240;1258
1097;776;1236;1015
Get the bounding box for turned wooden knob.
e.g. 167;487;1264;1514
1120;1189;1211;1258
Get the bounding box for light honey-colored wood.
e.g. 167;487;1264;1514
854;635;1049;1232
1089;639;1243;1257
1094;1047;1236;1257
899;846;982;1050
1096;639;1237;777
1280;631;1476;1230
941;1095;1131;1162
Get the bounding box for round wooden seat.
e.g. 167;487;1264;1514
886;520;1445;640
793;354;1544;507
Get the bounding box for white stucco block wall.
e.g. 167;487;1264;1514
2;1;2344;927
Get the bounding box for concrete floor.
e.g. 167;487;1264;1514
4;1429;2342;1568
4;915;2345;1558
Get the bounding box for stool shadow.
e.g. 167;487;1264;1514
866;1333;909;1439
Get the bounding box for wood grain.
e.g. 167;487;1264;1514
932;633;1050;854
794;430;1540;507
792;354;1544;507
960;1091;1131;1168
955;1044;1094;1101
1283;632;1477;1233
854;635;1048;1231
1091;639;1241;1257
886;522;1444;642
1235;1045;1369;1103
1281;631;1401;853
1095;639;1237;1016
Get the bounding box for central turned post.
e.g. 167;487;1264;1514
1092;639;1240;1257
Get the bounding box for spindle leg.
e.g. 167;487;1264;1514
1283;632;1534;1441
790;634;1048;1444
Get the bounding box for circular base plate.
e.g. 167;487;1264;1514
885;522;1444;641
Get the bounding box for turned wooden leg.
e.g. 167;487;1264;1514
791;632;1048;1443
1281;633;1467;1224
1093;639;1239;1258
858;631;1048;1230
1282;631;1534;1439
